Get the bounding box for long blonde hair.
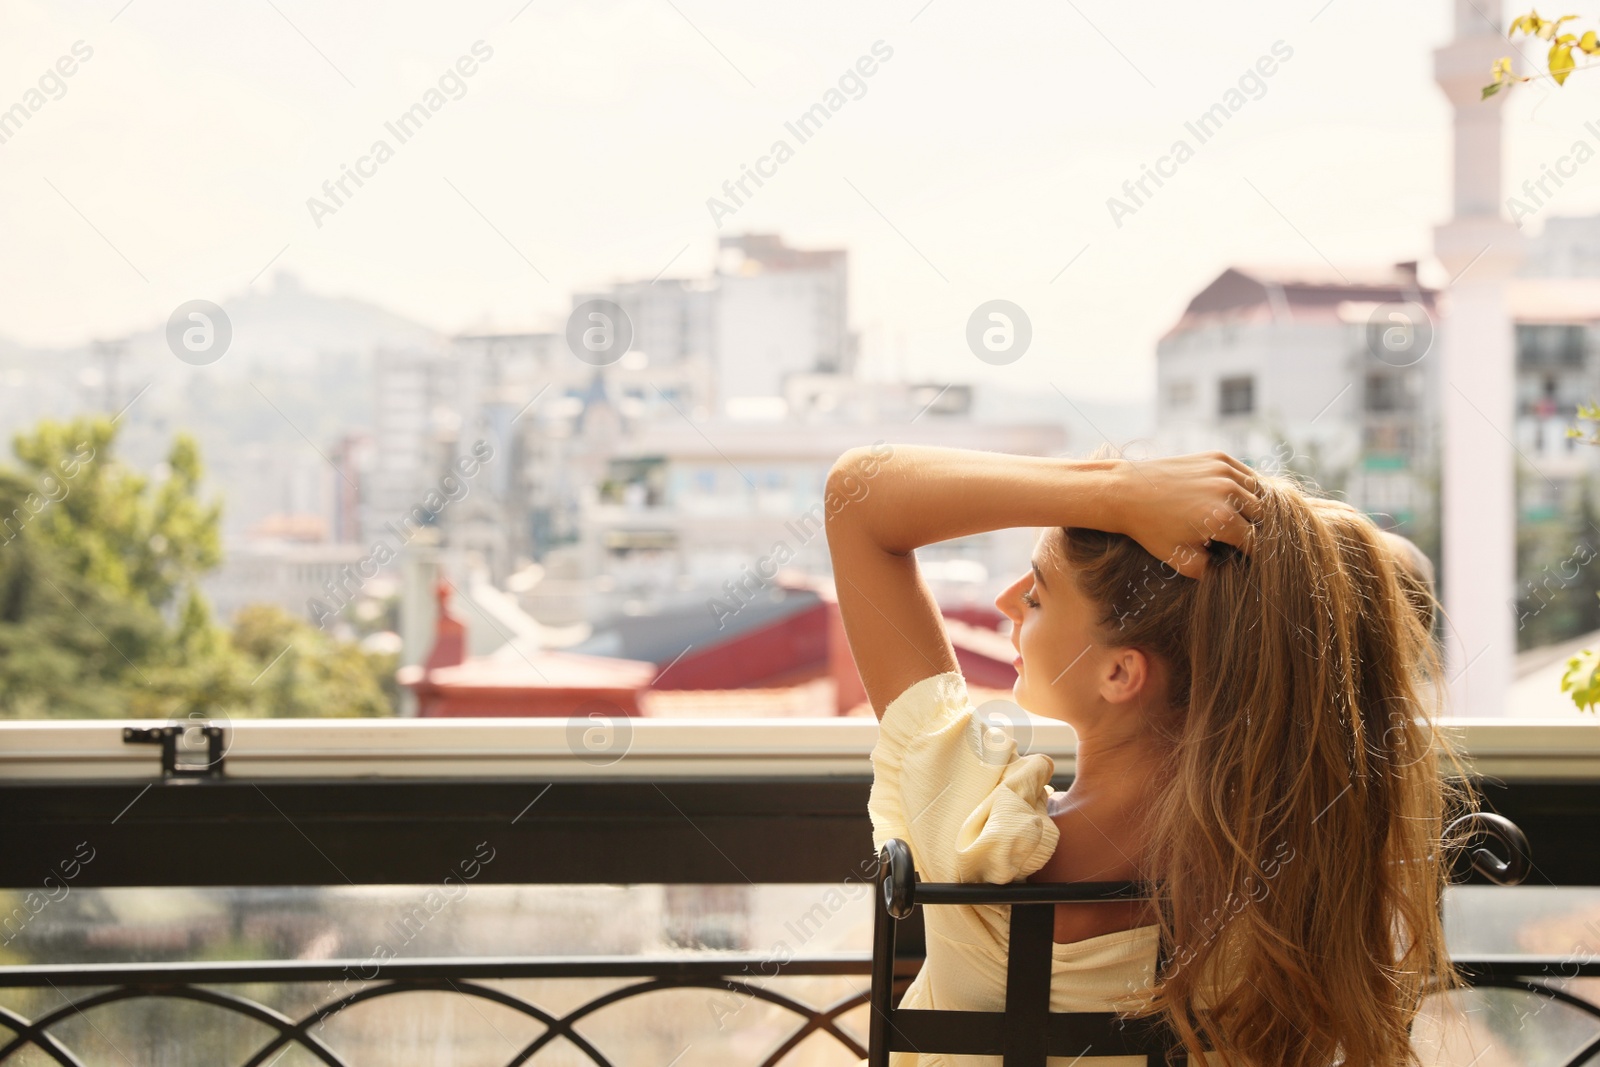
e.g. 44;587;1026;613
1053;450;1472;1066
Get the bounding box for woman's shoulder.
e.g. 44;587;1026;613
1033;792;1156;945
1036;794;1148;883
868;669;1062;885
874;670;988;763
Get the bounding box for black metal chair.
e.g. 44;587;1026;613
865;811;1532;1067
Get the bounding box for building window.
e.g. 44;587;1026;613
1219;375;1254;417
1516;323;1586;369
1366;372;1406;413
1165;380;1195;409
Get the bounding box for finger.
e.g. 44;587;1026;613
1229;485;1264;526
1216;450;1262;484
1168;542;1206;580
1214;454;1265;505
1206;469;1263;526
1210;510;1257;558
1185;496;1244;547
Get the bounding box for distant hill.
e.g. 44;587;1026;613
0;273;447;538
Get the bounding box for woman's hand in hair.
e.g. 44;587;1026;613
1111;450;1263;579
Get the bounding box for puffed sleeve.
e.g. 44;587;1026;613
867;670;1060;885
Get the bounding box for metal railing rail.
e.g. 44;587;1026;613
0;953;1595;1067
1;717;1598;781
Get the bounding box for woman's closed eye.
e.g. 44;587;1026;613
1020;587;1040;609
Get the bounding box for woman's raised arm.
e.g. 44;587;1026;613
822;445;1259;718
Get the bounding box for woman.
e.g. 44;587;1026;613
825;443;1468;1067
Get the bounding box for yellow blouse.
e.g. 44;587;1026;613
866;669;1163;1067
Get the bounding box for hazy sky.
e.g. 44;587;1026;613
1;0;1592;401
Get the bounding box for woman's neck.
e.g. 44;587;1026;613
1066;720;1163;805
1052;720;1165;882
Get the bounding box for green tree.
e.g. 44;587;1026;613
230;604;397;718
0;416;395;719
15;418;221;608
0;464;168;716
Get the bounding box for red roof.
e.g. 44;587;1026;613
401;572;1022;717
1160;264;1437;343
400;650;658;717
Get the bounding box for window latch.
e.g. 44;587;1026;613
122;725;227;779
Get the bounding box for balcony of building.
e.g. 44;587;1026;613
2;714;1599;1065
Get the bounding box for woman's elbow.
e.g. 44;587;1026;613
824;447;882;521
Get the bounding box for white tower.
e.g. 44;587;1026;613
1432;0;1526;715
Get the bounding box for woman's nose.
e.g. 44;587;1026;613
995;577;1022;619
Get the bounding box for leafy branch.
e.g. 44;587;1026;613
1484;10;1600;98
1558;401;1600;713
1563;650;1600;711
1568;400;1600;445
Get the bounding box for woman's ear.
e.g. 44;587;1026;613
1100;646;1151;705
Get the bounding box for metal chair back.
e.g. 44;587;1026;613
865;811;1531;1067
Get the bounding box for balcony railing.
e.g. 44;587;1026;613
1;715;1598;1064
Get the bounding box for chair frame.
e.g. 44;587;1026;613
867;837;1189;1066
865;812;1531;1067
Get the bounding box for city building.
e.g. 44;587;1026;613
568;277;716;371
565;401;1065;627
1152;244;1600;669
1153;261;1440;530
711;234;855;405
367;346;460;547
201;539;372;630
282;234;1076;688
